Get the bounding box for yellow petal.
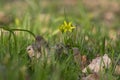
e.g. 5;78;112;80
68;22;72;26
64;29;67;32
64;21;67;26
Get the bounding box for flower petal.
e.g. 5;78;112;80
64;21;67;26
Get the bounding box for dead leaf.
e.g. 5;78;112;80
115;65;120;75
82;73;99;80
82;54;111;73
73;47;87;68
26;45;41;59
72;47;81;65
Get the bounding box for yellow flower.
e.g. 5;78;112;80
15;18;20;27
59;21;76;33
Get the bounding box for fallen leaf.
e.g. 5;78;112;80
72;47;81;66
82;73;99;80
82;54;111;73
115;65;120;75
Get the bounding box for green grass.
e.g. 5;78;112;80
0;0;120;80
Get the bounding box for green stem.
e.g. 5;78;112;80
11;29;36;38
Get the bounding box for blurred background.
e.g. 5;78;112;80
0;0;120;28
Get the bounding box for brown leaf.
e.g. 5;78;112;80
73;47;88;68
82;73;99;80
82;54;111;73
115;65;120;75
72;47;81;65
